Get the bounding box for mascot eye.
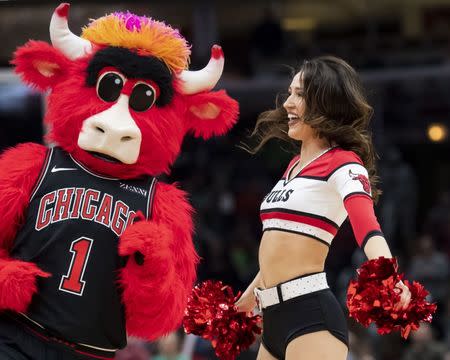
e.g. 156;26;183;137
96;72;124;102
129;83;157;112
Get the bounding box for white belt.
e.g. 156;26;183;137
253;272;328;311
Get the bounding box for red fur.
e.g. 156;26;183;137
0;143;51;311
12;41;239;178
0;143;47;250
118;182;199;340
10;19;237;344
0;257;51;312
69;94;188;178
185;90;239;139
12;41;70;92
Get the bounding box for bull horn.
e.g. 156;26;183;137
50;3;92;60
177;45;224;94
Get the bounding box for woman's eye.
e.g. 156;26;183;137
129;83;157;112
96;72;124;102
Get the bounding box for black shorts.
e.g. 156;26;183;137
261;287;348;359
0;313;115;360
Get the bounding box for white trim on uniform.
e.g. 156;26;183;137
146;177;157;219
262;218;335;245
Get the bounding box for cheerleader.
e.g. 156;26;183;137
236;56;411;360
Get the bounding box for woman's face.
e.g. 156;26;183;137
283;72;315;141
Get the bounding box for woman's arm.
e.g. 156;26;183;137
346;204;411;310
363;235;392;260
235;271;262;312
327;158;412;310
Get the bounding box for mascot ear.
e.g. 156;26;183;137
185;90;239;139
12;40;70;92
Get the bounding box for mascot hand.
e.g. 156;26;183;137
0;258;51;312
118;220;175;278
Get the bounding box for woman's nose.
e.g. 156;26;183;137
283;96;293;110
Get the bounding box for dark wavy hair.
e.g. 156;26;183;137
245;56;381;201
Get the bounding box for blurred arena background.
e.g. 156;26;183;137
0;0;449;359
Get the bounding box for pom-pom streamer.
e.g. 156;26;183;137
183;280;261;360
347;257;437;339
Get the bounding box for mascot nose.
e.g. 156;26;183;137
87;95;142;145
77;95;142;164
93;123;139;143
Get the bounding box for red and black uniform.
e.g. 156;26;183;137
1;147;156;359
258;147;382;359
260;146;382;248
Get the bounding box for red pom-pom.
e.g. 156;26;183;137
183;280;262;360
347;257;437;339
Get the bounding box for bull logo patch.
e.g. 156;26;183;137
349;170;370;193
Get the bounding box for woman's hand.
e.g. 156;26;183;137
394;280;411;310
235;290;257;313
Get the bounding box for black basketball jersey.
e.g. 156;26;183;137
11;147;157;350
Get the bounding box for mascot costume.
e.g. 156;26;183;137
0;3;238;359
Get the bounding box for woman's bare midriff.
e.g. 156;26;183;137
259;230;329;288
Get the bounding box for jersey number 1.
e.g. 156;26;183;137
59;237;93;296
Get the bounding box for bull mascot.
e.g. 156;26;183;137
0;3;238;359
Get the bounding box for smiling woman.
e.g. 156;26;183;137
236;56;412;360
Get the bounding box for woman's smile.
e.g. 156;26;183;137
288;113;301;127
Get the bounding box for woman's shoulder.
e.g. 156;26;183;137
327;147;363;167
310;147;365;179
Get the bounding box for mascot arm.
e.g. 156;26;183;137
118;182;198;340
0;143;51;312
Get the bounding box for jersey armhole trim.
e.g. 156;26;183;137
29;147;53;202
69;154;119;181
146;178;157;219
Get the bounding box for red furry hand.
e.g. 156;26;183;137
118;221;175;275
0;258;51;312
118;219;190;340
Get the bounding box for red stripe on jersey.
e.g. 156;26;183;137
284;147;364;179
75;350;114;359
25;325;51;342
260;211;338;235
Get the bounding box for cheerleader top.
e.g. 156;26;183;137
260;147;381;247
